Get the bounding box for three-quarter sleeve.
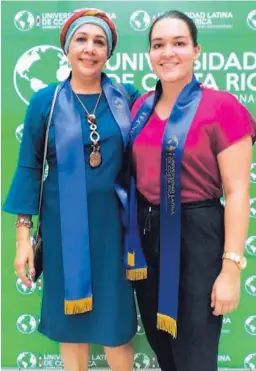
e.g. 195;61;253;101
3;85;56;215
214;92;255;154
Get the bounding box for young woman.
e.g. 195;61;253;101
125;10;256;371
4;9;140;371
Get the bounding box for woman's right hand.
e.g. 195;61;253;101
14;239;35;288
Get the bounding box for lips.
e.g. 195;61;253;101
160;62;178;67
80;59;97;67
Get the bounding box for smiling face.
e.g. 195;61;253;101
149;17;200;85
67;23;108;79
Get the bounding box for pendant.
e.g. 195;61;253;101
87;114;96;125
89;149;102;168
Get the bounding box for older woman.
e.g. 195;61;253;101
4;9;140;371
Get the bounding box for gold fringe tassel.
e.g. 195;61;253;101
65;297;93;315
128;252;135;267
157;313;177;338
126;268;147;281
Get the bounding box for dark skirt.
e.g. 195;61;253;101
134;192;224;371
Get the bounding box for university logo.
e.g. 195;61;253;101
250;198;256;218
245;315;256;335
113;96;125;114
245;276;256;296
245;236;256;256
16;314;37;334
16;278;36;295
17;352;37;368
218;354;231;363
130;10;151;31
247;9;256;31
244;353;256;369
251;163;256;183
134;353;151;369
221;316;232;334
15;124;24;142
137;314;145;335
14;11;35;31
38;353;64;368
14;45;70;105
167;136;179;151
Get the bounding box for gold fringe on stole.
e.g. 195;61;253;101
157;313;177;338
126;268;147;281
128;252;135;267
65;297;93;315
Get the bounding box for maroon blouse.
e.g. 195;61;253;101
132;88;256;204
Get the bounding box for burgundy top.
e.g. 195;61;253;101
132;88;256;204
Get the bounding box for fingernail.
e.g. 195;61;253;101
30;269;36;276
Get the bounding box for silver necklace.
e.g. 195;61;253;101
75;91;102;168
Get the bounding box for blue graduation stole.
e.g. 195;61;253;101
125;75;202;336
53;73;131;315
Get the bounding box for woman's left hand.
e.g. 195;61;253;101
211;264;241;316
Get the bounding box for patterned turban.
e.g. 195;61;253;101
60;8;118;57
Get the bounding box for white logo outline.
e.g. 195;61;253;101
17;351;37;368
247;9;256;31
14;11;35;32
244;353;256;369
245;315;256;335
16;314;37;334
245;276;256;297
130;10;151;32
13;45;70;105
246;236;256;256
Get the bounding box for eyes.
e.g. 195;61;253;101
152;41;186;49
75;36;106;46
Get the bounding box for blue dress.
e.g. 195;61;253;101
4;82;140;346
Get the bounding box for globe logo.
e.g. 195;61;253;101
244;353;256;369
14;11;35;32
245;276;256;296
14;45;70;105
15;124;24;143
137;314;145;335
250;198;256;218
113;96;125;114
17;352;37;368
16;314;37;334
130;10;151;31
247;10;256;31
134;353;150;369
251;163;256;183
245;315;256;335
16;278;36;295
167;136;179;151
246;236;256;256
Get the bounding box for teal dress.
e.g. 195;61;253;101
4;82;140;346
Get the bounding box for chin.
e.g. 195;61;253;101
160;73;188;84
80;68;100;77
160;75;178;83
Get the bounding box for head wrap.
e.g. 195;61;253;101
60;9;118;57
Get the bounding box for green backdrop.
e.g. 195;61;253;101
1;1;256;369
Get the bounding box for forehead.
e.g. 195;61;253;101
74;23;106;37
151;18;190;39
